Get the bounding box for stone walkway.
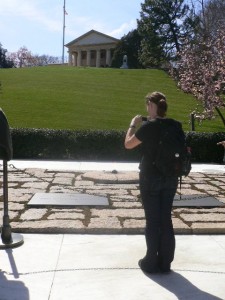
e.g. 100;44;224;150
1;165;225;234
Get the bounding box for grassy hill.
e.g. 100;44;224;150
0;66;224;132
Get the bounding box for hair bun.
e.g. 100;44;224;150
157;99;167;117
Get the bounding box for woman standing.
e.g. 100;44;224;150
124;91;185;274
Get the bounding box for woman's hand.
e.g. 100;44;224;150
130;115;143;127
217;141;225;148
124;115;143;149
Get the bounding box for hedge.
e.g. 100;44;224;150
10;128;225;163
10;128;141;161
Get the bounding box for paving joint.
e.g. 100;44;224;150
1;165;225;234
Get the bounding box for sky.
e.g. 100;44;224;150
0;0;142;59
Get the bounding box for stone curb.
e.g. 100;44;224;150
1;167;225;235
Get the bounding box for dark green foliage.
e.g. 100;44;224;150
186;132;225;163
0;43;14;68
111;29;143;69
11;128;141;161
10;128;225;163
137;0;195;66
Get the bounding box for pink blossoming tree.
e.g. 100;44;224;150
174;23;225;126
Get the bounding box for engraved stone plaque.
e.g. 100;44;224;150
173;195;224;207
28;193;109;207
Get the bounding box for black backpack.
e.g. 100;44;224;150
153;121;191;178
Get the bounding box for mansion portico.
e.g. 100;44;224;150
65;30;119;67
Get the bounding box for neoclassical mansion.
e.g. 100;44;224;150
65;30;119;67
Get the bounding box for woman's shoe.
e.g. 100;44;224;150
138;259;159;274
159;263;171;274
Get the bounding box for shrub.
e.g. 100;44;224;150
10;128;225;163
186;131;225;163
11;128;141;161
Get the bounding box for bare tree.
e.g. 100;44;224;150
8;47;62;67
190;0;225;40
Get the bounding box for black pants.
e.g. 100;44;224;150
139;172;178;269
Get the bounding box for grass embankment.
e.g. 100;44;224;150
0;66;224;132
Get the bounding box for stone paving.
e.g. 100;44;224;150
1;165;225;234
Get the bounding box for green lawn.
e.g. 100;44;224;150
0;66;224;132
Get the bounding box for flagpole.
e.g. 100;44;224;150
62;0;66;64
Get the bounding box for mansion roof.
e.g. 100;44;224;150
65;30;119;48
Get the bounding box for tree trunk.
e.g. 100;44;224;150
215;106;225;127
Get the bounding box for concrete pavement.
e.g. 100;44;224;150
0;234;225;300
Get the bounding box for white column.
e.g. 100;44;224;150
96;49;101;67
77;50;81;67
72;53;74;66
73;52;77;66
87;50;91;67
106;49;111;66
68;52;72;66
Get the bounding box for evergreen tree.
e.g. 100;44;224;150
137;0;196;67
111;29;143;69
0;43;14;68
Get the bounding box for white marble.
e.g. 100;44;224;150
9;160;225;173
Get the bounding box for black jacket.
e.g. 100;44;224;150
0;109;13;161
